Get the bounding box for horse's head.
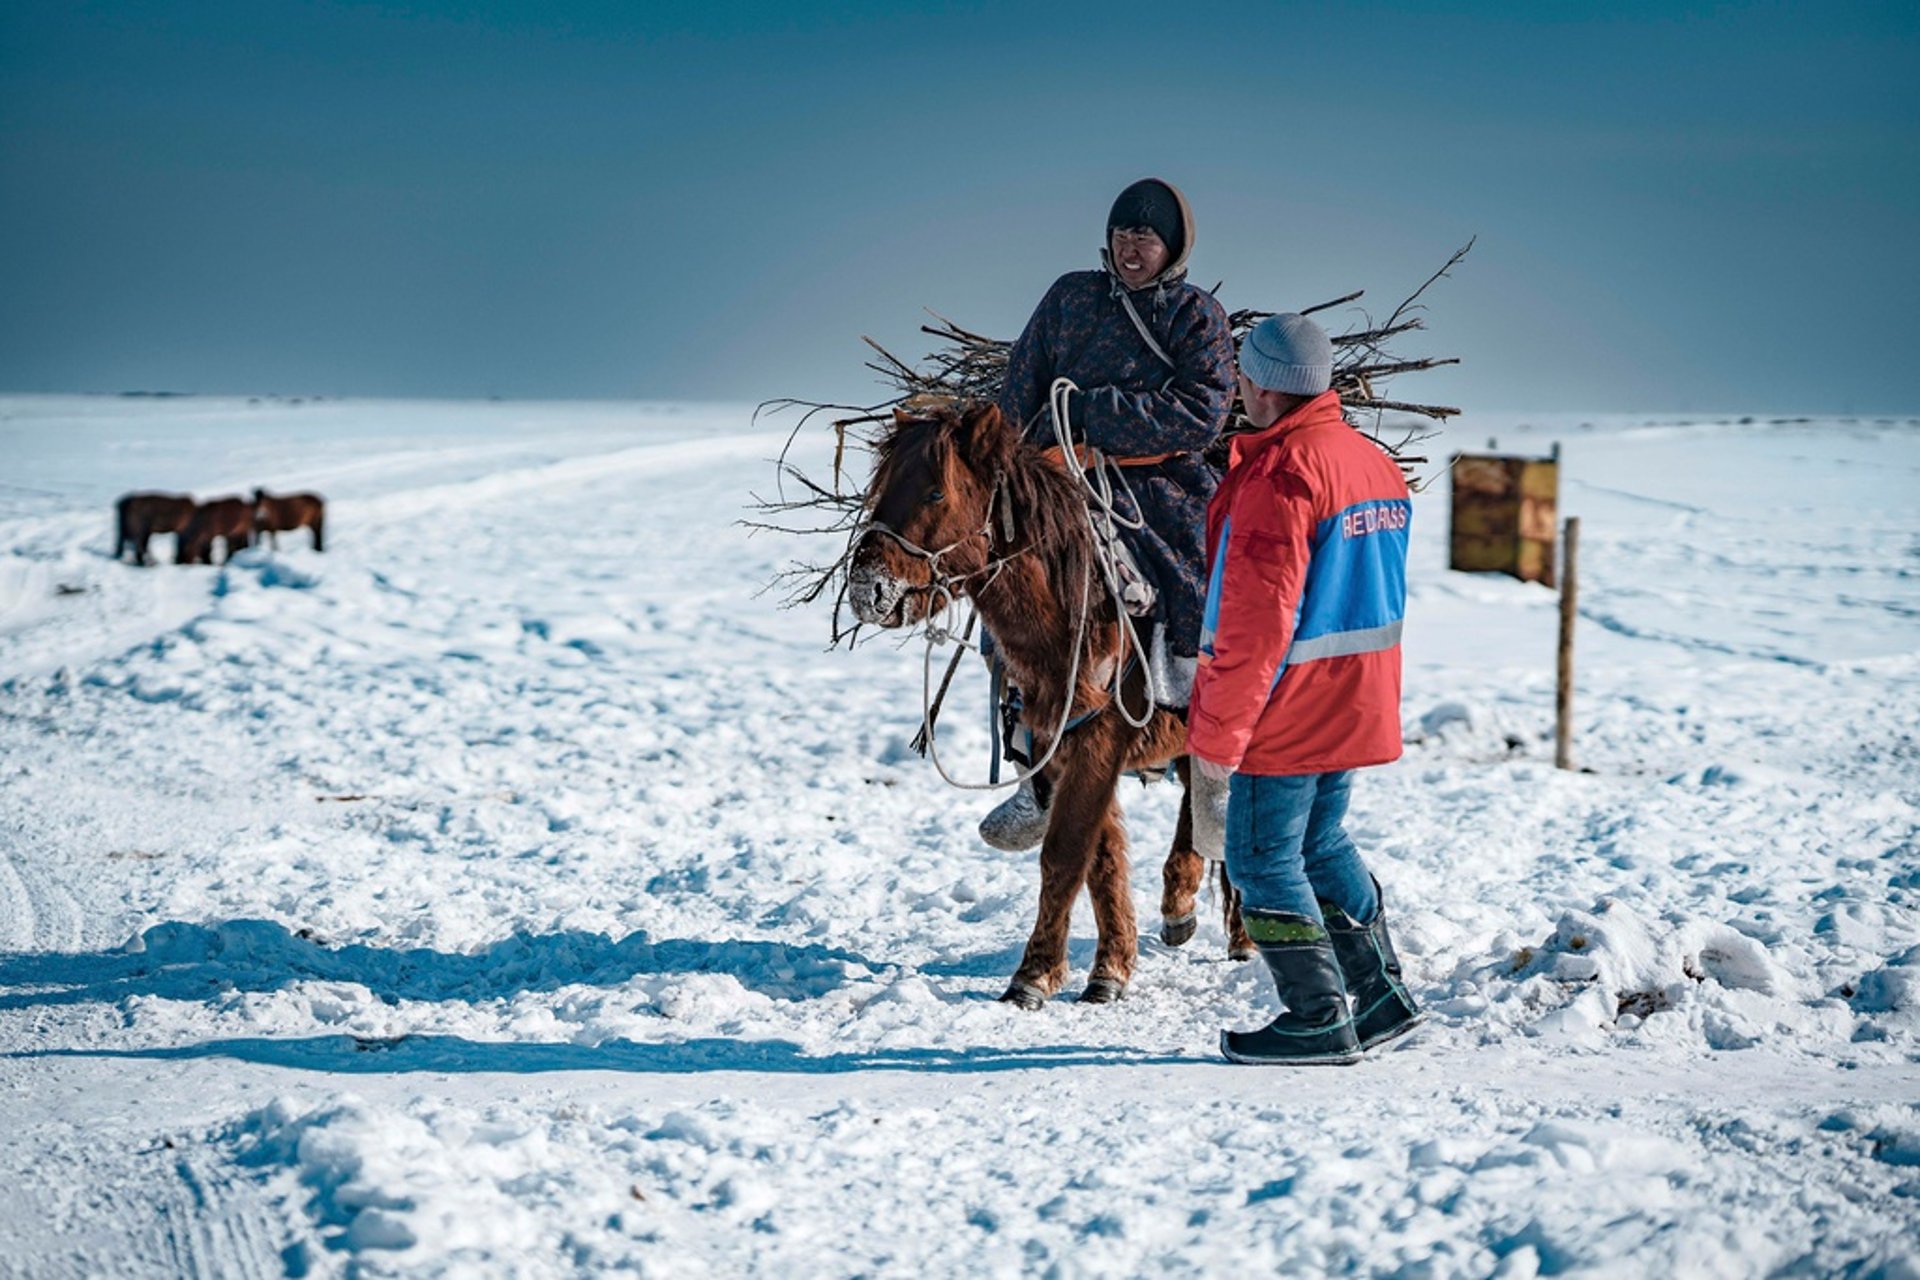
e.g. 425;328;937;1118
848;400;1018;628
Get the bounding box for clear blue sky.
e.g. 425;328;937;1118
3;1;1915;412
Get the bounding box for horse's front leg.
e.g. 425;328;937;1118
1000;740;1123;1009
1081;799;1137;1001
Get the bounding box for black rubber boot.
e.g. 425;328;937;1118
1220;912;1361;1066
1324;883;1422;1051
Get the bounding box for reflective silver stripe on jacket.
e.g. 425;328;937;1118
1285;620;1403;665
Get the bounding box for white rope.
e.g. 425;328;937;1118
861;481;1089;792
1048;378;1159;728
919;548;1093;792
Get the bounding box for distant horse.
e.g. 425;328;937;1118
252;489;325;551
178;497;254;565
114;492;196;566
848;401;1250;1008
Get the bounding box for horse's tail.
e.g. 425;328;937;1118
1216;857;1253;958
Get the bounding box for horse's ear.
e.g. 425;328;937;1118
958;402;1015;472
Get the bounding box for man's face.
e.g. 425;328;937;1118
1238;369;1280;429
1237;369;1310;429
1110;226;1169;290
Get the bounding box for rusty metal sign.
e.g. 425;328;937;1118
1449;449;1559;586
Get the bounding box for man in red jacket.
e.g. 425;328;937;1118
1187;313;1422;1065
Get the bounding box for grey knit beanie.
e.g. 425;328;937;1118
1240;313;1333;395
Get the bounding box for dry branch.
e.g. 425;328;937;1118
750;241;1474;640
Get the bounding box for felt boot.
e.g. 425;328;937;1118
1324;884;1422;1051
1220;911;1361;1066
978;775;1050;852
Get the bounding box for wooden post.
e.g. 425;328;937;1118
1556;517;1580;770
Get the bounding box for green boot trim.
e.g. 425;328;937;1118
1242;912;1327;944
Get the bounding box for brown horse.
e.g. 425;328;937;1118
178;497;254;565
253;489;325;551
115;492;196;566
848;401;1249;1007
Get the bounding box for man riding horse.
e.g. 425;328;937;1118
979;178;1237;853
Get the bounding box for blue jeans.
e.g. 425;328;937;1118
1225;771;1379;926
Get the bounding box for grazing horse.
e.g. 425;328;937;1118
252;489;325;551
178;497;254;565
848;401;1250;1007
114;492;196;566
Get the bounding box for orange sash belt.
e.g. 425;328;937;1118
1042;444;1184;470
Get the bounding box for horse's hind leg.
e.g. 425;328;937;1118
1160;758;1204;947
1161;849;1205;948
1081;802;1137;1002
1220;862;1255;961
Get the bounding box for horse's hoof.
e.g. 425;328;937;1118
1160;913;1197;948
998;982;1047;1011
1078;977;1126;1004
1228;945;1258;963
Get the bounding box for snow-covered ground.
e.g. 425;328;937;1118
1;394;1916;1277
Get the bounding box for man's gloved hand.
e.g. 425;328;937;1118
1059;384;1085;441
1191;752;1234;784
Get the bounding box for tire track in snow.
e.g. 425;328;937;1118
0;1143;294;1280
334;429;790;533
1576;604;1826;667
0;843;37;952
150;1149;292;1280
1565;476;1710;514
0;825;82;953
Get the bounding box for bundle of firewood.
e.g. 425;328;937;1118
749;241;1472;639
765;239;1471;486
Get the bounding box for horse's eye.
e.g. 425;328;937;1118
927;488;945;504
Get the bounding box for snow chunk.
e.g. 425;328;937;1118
1405;698;1538;759
1853;946;1920;1028
1477;898;1799;1043
1683;921;1787;997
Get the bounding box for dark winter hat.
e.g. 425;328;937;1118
1240;313;1334;396
1107;178;1186;264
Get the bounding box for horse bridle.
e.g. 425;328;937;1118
854;477;1024;630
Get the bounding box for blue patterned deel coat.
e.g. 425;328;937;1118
996;267;1236;658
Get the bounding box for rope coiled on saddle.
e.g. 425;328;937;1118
899;377;1164;791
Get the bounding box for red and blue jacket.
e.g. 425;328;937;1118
1187;390;1409;776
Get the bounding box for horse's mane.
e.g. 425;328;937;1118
999;440;1097;609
